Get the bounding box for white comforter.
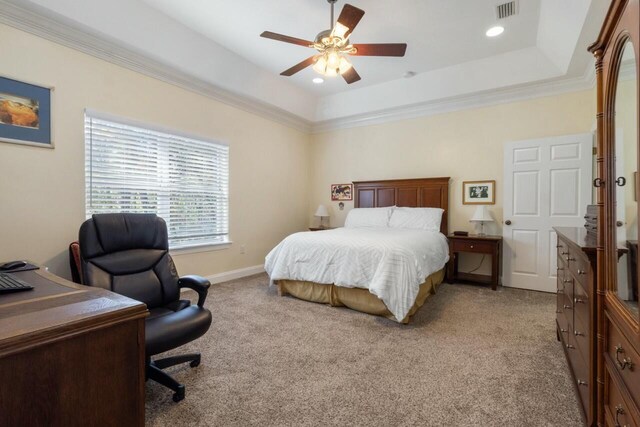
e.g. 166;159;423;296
265;227;449;321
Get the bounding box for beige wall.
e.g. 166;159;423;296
310;90;596;272
0;23;601;281
0;24;311;279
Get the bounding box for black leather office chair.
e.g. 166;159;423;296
78;213;213;402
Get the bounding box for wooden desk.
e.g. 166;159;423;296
0;268;148;426
447;234;502;290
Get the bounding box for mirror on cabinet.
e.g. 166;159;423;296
614;39;639;318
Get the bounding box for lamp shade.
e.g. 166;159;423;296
314;204;329;218
470;206;493;222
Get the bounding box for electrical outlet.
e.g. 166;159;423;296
240;244;246;254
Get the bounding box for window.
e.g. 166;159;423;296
84;111;229;249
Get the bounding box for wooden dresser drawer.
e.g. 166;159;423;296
568;252;590;290
573;281;589;327
605;361;640;427
562;275;574;302
573;312;590;362
566;334;590;414
452;239;493;254
557;240;569;259
607;314;640;409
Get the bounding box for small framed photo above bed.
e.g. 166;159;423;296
462;180;495;205
331;183;353;201
0;76;53;148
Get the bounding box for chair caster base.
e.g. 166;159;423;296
147;353;202;402
190;355;201;368
173;386;185;402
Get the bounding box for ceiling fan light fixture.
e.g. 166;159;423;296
260;2;406;84
313;55;328;74
327;50;341;69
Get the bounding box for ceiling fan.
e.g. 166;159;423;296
260;0;407;84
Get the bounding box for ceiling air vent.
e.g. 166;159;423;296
496;1;518;19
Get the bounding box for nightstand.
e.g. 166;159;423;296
308;227;335;231
447;234;502;290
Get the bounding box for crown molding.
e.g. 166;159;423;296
0;0;312;133
311;62;598;134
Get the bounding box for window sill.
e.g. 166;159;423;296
170;241;233;256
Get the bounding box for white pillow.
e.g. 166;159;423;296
389;207;444;232
344;207;394;228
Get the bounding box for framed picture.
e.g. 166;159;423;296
0;76;53;148
331;183;353;201
462;180;495;205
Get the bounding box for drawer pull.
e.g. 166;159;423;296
615;345;634;371
560;328;568;334
577;269;586;275
470;245;474;249
614;404;627;427
574;298;585;304
563;305;572;310
557;289;563;294
566;344;575;349
561;251;569;255
556;310;562;314
557;267;564;271
563;279;572;284
574;330;584;337
577;380;587;386
566;257;575;261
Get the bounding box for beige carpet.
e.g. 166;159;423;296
145;274;583;426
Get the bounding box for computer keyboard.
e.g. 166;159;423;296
0;272;34;294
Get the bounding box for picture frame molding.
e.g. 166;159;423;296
462;180;496;205
0;74;55;149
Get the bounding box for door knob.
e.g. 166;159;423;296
616;176;627;186
617;221;624;227
505;220;512;225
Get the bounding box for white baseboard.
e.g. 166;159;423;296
205;264;265;284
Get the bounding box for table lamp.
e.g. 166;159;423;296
314;204;330;229
470;205;493;236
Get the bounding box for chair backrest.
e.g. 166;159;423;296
79;213;179;309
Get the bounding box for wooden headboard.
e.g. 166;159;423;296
353;177;450;235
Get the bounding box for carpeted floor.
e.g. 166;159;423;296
145;274;583;426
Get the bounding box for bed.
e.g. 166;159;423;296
265;177;450;324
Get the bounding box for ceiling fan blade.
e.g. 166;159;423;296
342;66;361;84
280;56;317;76
352;44;408;57
333;4;365;39
260;31;313;48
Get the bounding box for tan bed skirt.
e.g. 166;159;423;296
275;268;445;324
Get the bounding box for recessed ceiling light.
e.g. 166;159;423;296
313;77;324;84
486;26;504;37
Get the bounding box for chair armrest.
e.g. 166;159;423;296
178;275;211;307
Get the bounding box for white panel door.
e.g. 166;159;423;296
503;133;593;292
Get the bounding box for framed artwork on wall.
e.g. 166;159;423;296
331;183;353;201
0;76;53;148
462;180;495;205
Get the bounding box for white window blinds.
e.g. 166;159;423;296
84;112;229;249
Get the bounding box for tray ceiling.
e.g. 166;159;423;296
4;0;610;126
